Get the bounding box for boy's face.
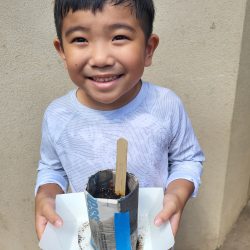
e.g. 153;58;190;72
54;3;158;110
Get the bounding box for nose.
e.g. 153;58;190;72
88;43;115;68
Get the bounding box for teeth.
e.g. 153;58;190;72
92;75;118;82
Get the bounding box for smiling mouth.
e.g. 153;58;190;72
89;75;122;83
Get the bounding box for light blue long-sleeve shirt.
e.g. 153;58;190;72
35;81;204;196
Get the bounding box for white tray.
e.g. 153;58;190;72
39;188;175;250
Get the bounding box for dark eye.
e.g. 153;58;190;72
72;37;87;43
112;35;129;41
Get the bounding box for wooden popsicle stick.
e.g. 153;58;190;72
115;138;128;196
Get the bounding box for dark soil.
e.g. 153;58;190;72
136;235;144;250
93;187;122;199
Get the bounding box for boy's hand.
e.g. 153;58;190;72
35;184;64;240
154;179;195;236
154;193;183;236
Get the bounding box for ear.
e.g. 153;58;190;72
53;38;67;69
144;34;159;67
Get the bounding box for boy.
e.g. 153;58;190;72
35;0;205;245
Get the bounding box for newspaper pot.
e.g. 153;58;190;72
85;169;139;250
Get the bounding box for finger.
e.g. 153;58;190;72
36;216;48;240
169;213;181;236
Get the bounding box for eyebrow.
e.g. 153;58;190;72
108;23;136;32
64;23;136;37
64;26;90;37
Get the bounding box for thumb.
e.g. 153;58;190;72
48;212;63;228
44;205;63;228
154;206;174;227
36;208;63;240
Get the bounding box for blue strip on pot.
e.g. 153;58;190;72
114;212;131;250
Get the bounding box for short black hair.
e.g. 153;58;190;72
54;0;155;43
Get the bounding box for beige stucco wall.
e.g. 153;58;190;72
145;1;250;249
0;0;249;250
219;0;250;245
0;1;70;249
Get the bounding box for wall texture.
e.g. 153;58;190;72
0;0;249;250
0;1;70;250
144;1;249;249
219;0;250;245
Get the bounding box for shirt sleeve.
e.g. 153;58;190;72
166;97;205;197
35;113;69;195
